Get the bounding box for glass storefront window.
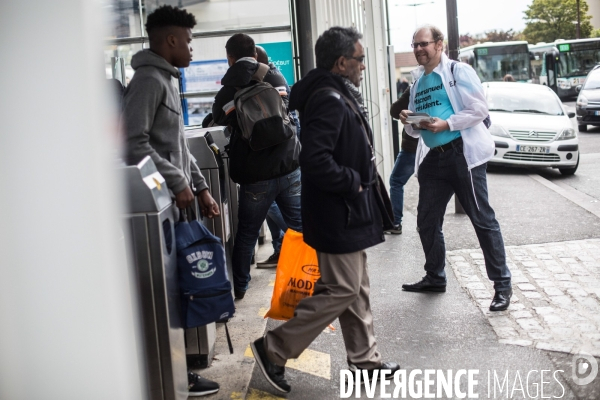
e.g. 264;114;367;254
103;0;143;39
144;0;291;34
104;43;145;84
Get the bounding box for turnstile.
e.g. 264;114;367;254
121;156;187;400
185;127;235;368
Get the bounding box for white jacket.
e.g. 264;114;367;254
406;53;494;176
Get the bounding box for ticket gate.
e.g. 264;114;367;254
185;128;234;368
121;156;187;400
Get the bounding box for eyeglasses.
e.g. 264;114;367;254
411;41;436;49
346;55;365;63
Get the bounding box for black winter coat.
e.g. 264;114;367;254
212;59;299;184
290;68;385;254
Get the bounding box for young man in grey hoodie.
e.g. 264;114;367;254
123;5;219;218
122;5;220;397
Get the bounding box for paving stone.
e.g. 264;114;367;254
512;276;530;283
582;333;600;341
450;256;466;262
454;261;471;268
487;316;512;327
466;282;486;290
577;255;595;262
555;274;573;281
493;326;519;338
516;318;543;331
566;288;588;297
541;314;564;325
574;323;597;332
543;260;559;266
522;261;538;267
511;269;524;276
550;327;574;336
570;266;590;276
530;273;548;279
470;252;484;259
560;257;578;264
517;283;536;291
521;291;542;299
510;310;533;319
550;296;573;307
576;297;600;311
474;260;485;265
528;332;553;340
508;303;525;311
543;287;564;296
533;307;555;315
546;266;565;273
530;247;549;254
536;254;554;260
558;281;582;289
536;342;574;353
535;280;556;287
470;289;491;299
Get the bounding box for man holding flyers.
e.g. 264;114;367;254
399;25;512;312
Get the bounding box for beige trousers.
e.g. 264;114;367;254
264;250;382;369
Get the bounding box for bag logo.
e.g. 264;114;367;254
191;259;215;279
301;264;320;276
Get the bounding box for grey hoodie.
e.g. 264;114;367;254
123;49;208;195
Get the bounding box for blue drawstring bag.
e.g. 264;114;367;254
175;210;235;332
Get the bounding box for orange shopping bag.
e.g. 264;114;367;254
265;229;320;321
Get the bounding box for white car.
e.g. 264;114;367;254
483;82;579;175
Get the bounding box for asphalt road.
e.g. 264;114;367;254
243;99;600;400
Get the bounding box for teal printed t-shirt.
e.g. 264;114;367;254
414;71;461;148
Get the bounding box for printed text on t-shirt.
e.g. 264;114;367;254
414;83;443;112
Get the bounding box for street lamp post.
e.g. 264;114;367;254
577;0;581;39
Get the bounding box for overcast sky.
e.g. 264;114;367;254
388;0;534;52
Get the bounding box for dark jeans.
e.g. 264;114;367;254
416;140;511;291
389;150;416;226
265;202;287;253
232;169;302;291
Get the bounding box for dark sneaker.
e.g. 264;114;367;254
251;337;291;393
384;225;402;234
490;288;512;311
256;252;280;269
402;277;446;292
349;361;401;380
188;372;219;396
234;287;246;300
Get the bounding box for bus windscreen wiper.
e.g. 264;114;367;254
488;108;513;112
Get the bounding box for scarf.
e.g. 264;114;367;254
337;74;369;120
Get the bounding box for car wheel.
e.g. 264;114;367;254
559;153;579;176
578;124;588;132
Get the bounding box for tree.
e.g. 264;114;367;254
523;0;593;43
483;29;524;43
459;33;475;48
592;28;600;38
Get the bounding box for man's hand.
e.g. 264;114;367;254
419;118;449;134
198;189;220;218
175;186;195;209
399;109;413;125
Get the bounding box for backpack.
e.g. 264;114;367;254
175;211;235;332
233;63;296;151
449;61;492;129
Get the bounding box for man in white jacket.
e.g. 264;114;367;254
399;25;512;312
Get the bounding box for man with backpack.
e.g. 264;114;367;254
123;5;221;396
212;33;302;300
399;25;512;312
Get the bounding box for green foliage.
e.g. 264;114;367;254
523;0;593;43
592;28;600;38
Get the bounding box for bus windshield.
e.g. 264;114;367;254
558;49;600;78
475;52;530;81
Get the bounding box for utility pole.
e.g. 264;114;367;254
446;0;459;60
576;0;581;39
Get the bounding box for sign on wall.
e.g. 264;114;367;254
257;41;295;85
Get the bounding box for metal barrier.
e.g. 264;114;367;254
121;156;187;400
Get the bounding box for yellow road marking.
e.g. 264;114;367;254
258;307;269;317
244;345;330;380
246;388;285;399
269;279;275;287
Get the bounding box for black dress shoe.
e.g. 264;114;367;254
349;361;401;380
490;288;512;311
234;287;246;300
251;337;291;393
402;278;446;292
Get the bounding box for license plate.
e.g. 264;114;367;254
517;145;549;153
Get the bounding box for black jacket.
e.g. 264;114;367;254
390;87;418;153
290;68;385;254
212;59;299;184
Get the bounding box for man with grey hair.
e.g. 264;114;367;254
399;25;512;312
250;26;399;394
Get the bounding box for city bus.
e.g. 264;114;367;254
529;38;600;98
458;41;532;83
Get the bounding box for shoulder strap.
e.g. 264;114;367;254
251;63;270;82
450;60;457;79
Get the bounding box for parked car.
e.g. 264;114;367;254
575;64;600;132
484;82;579;175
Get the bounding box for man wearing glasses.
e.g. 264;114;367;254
250;27;399;394
399;25;512;312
